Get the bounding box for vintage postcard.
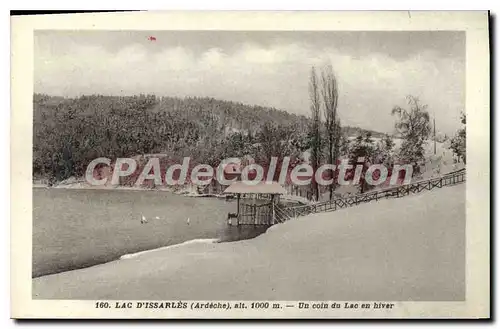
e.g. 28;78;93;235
11;11;490;319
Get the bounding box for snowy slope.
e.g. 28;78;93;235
33;184;465;301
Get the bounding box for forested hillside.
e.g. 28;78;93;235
33;94;385;183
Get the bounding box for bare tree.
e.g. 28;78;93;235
450;112;466;164
321;65;340;200
391;95;431;175
309;67;322;201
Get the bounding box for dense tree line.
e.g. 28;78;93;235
33;93;392;185
32;94;312;183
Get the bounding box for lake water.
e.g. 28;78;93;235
32;188;269;278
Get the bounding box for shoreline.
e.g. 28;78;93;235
32;181;311;204
33;184;465;300
119;238;220;260
33;228;269;279
32;185;272;278
33;181;219;197
34;238;223;279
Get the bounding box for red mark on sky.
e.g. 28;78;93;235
147;36;157;41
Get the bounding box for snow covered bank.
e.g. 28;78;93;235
120;239;219;260
33;184;465;301
33;177;202;195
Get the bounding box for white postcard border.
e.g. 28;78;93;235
10;11;490;319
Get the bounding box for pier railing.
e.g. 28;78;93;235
276;168;466;222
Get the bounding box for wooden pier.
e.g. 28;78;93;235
276;168;466;222
224;181;286;226
224;168;466;227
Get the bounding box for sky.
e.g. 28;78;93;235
34;31;465;135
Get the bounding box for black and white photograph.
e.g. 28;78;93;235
10;11;490;319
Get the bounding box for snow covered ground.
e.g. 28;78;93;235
306;137;465;201
33;183;465;301
358;137;463;179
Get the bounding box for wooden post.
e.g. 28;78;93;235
237;194;240;215
271;194;275;225
236;194;241;226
